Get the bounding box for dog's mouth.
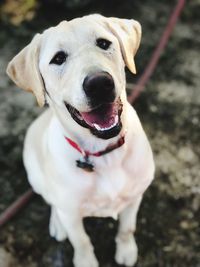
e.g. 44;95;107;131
64;98;123;139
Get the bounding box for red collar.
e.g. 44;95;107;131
64;135;125;158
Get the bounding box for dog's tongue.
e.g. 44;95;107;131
81;103;118;130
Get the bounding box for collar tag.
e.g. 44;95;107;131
65;135;125;173
76;156;94;172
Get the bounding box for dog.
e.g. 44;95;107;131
7;14;155;267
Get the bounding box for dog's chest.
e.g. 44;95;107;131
80;168;134;219
46;118;136;218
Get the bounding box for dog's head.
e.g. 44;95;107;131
7;14;141;139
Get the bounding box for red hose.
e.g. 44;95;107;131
0;189;34;227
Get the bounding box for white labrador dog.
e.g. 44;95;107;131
7;14;154;267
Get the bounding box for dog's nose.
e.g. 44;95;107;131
83;72;115;104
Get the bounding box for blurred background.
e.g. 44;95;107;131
0;0;199;266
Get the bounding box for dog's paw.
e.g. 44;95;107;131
49;209;67;241
73;249;99;267
50;224;68;241
115;235;138;266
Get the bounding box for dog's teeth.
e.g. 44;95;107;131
93;123;102;131
93;117;119;131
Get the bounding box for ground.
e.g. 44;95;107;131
0;1;199;266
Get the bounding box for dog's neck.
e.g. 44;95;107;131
65;134;125;157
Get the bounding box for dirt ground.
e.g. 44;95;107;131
0;1;199;266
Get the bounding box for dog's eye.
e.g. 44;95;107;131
50;51;67;65
96;38;112;50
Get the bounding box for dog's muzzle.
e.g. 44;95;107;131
65;72;123;139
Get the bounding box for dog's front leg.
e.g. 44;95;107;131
115;195;142;266
57;209;98;267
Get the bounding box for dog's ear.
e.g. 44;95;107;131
106;18;141;74
6;33;45;107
